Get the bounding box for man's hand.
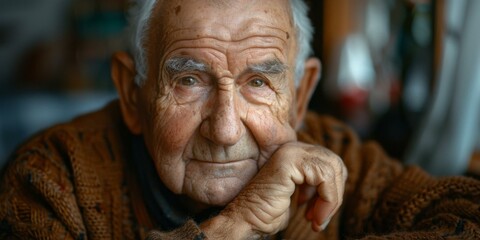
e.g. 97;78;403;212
202;142;347;239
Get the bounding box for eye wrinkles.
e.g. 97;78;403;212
162;56;287;112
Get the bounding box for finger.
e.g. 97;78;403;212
305;181;340;231
311;215;331;232
315;155;347;224
313;194;335;227
330;163;347;219
304;180;337;231
302;160;339;229
307;196;335;231
322;162;347;222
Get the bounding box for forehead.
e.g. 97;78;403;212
158;0;293;29
149;0;295;50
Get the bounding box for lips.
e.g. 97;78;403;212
190;158;255;164
184;158;258;181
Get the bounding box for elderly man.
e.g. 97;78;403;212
1;0;479;239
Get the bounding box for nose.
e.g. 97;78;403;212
200;88;245;146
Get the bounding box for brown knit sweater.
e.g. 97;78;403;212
1;101;479;239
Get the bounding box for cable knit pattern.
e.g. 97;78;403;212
0;102;479;239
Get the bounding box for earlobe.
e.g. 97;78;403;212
111;51;143;134
295;57;321;129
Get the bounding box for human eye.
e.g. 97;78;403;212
171;74;210;104
247;78;266;88
241;76;276;104
178;76;198;86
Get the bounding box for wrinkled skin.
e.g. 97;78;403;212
218;142;346;236
112;0;347;238
145;0;299;207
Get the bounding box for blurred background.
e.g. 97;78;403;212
0;0;479;176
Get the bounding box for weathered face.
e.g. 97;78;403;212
137;0;299;206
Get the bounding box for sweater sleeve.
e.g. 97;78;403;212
299;113;480;239
346;143;480;239
145;220;207;240
0;106;136;240
0;135;85;239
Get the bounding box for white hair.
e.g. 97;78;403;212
127;0;314;87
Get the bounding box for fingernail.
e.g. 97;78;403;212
320;217;332;231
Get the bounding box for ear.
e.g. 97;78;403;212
294;57;321;129
111;51;142;134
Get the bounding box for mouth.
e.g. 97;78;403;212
190;158;256;164
187;158;258;178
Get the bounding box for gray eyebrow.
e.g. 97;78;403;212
248;59;288;75
165;57;287;77
165;57;207;74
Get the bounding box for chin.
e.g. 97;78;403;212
202;196;235;207
193;180;246;206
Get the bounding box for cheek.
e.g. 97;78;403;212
144;100;203;193
272;87;295;122
245;105;297;153
149;97;201;150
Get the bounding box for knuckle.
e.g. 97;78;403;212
319;162;335;182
